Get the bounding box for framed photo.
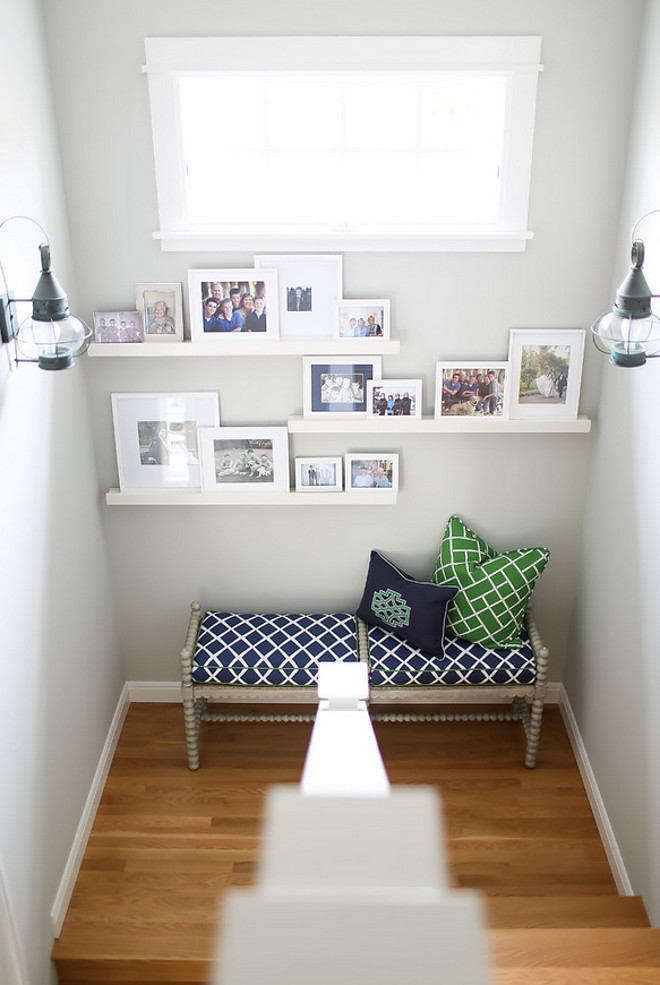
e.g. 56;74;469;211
295;456;343;492
188;268;279;343
508;329;586;420
367;379;422;419
345;453;399;492
199;427;289;493
254;254;342;339
135;282;183;342
303;356;382;419
93;311;142;343
333;299;390;340
435;362;511;419
111;392;220;491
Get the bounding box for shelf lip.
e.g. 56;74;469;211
88;339;400;357
287;414;592;434
105;488;397;506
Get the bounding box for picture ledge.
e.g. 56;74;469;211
87;339;401;357
286;415;593;434
104;488;398;506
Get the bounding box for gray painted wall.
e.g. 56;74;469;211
566;0;660;927
40;0;642;685
0;1;125;982
3;4;658;982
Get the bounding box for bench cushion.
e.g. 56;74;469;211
192;612;359;686
364;623;536;687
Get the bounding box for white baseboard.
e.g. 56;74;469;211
127;680;182;702
557;684;633;896
50;683;130;937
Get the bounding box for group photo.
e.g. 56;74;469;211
437;364;508;417
200;279;268;333
212;437;275;483
347;455;397;490
320;372;365;405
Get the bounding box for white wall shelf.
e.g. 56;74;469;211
105;488;397;506
88;339;400;357
287;415;592;434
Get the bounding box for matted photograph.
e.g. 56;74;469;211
295;456;343;492
93;311;143;343
135;282;183;342
508;329;586;420
435;362;511;419
333;299;390;340
254;254;342;339
345;453;399;492
111;392;220;491
199;427;289;493
367;379;422;419
188;268;279;343
303;356;382;419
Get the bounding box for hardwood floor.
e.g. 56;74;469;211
52;703;660;984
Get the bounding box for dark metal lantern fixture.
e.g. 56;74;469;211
0;215;92;370
591;212;660;367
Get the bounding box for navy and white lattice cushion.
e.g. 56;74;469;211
365;622;536;687
192;612;359;687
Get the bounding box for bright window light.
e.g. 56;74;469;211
145;37;542;251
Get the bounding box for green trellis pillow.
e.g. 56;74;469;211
432;515;549;647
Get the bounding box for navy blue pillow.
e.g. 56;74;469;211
357;550;458;655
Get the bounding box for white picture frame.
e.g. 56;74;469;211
135;282;183;342
254;254;342;339
199;427;289;493
508;329;586;420
302;356;382;419
111;392;220;491
294;456;343;492
345;453;399;492
333;299;391;340
366;379;422;419
435;362;511;419
188;268;279;343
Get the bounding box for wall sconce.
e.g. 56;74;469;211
0;215;92;370
591;210;660;367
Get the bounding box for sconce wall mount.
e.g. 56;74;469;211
0;215;92;371
591;212;660;367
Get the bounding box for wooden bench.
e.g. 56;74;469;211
180;603;549;771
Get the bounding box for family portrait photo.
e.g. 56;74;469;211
508;330;585;420
135;282;183;342
210;438;275;483
93;311;142;344
367;379;422;418
334;299;390;340
199;427;289;492
295;457;343;492
435;363;510;418
188;268;279;342
346;453;399;492
303;356;382;418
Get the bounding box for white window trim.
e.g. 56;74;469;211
144;36;542;253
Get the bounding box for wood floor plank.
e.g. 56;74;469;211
53;702;635;983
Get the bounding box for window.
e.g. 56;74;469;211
144;36;542;252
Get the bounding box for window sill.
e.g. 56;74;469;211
153;230;534;254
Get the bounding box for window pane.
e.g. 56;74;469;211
179;70;508;231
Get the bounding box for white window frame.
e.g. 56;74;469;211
144;36;542;253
